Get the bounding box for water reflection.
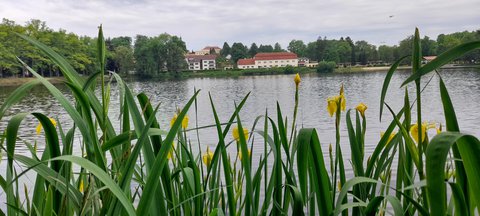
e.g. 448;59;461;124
1;68;480;179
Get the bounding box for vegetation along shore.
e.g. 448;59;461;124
0;18;479;80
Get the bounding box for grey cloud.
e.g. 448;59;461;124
1;0;478;50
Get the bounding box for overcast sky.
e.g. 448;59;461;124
1;0;479;50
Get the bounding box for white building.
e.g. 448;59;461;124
237;52;298;69
186;54;217;70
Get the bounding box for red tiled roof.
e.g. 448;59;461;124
254;52;297;60
237;58;256;65
185;54;217;61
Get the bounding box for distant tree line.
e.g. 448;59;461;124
1;18;479;78
220;31;480;66
0;19;188;78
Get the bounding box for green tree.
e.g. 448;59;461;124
378;45;395;63
133;33;187;75
421;36;437;56
323;43;340;63
165;36;187;72
258;44;274;53
335;39;352;64
231;42;248;64
345;36;355;64
112;46;134;74
248;43;258;57
355;40;377;65
287;40;306;57
305;41;318;61
273;42;284;52
398;36;413;64
220;42;231;57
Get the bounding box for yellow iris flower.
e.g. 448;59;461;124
294;73;301;87
327;85;347;117
410;122;439;144
410;123;427;144
35;118;57;135
170;114;189;129
79;179;84;193
356;103;367;118
232;126;249;142
327;96;339;117
202;146;214;167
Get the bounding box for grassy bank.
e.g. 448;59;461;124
2;64;479;87
0;77;65;87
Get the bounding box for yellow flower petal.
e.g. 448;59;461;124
35;117;57;135
79;179;84;193
327;96;338;117
355;103;367;117
238;149;251;161
410;122;427;144
381;131;396;146
170;114;177;128
182;115;189;129
202;146;214;167
294;73;301;86
232;126;249;142
340;93;346;111
36;124;42;135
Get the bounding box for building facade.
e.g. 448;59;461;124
237;52;298;69
194;46;222;55
185;54;217;70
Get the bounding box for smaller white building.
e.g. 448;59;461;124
186;54;217;70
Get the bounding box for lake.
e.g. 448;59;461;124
1;68;480;197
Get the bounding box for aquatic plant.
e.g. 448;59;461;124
1;26;480;216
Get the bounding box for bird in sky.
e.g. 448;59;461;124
389;15;394;18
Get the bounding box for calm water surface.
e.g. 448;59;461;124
1;68;480;204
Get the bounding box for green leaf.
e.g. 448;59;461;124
334;177;377;216
0;79;40;121
401;40;480;87
297;128;332;216
51;155;136;216
426;132;480;215
438;75;470;212
448;182;468;216
136;90;200;215
379;55;410;121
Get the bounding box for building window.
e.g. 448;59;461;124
275;61;278;63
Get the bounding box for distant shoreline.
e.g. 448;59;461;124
0;77;65;87
1;65;478;87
